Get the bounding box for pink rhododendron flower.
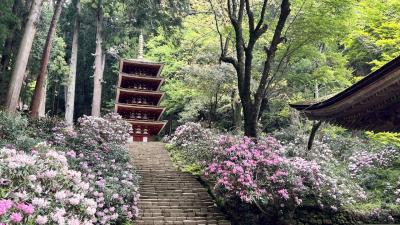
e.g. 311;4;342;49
35;215;48;225
277;189;290;200
0;199;13;216
16;203;34;215
10;212;23;223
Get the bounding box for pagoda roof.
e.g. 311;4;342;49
118;74;164;91
115;103;165;120
120;59;163;77
115;103;164;110
117;87;164;95
127;120;167;136
116;88;164;105
121;58;163;66
290;55;400;132
120;73;164;82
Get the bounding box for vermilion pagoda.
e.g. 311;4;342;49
115;59;166;142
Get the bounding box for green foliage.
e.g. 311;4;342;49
0;111;28;141
49;37;70;85
366;132;400;148
0;111;43;151
0;0;19;54
344;0;400;74
166;144;202;175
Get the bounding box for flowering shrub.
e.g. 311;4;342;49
50;113;140;224
368;208;395;223
0;144;96;224
205;136;366;213
50;120;78;145
348;147;400;177
45;113;132;152
67;146;140;224
0;111;28;142
167;122;218;164
279;135;337;166
0;112;140;224
76;113;132;151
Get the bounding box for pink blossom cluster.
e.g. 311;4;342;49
205;136;366;211
169;122;215;147
68;150;140;223
348;147;399;176
0;200;36;224
76;113;132;150
168;122;218;164
51;122;77;145
393;177;400;205
1;113;140;224
1;145;140;224
368;208;395;223
49;113;140;223
0;145;97;224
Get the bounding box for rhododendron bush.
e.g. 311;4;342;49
0;144;96;224
348;148;399;177
168;123;370;220
0;112;139;224
49;113;132;152
167;122;217;164
76;113;132;150
205;136;366;212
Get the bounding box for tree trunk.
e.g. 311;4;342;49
243;107;257;137
307;121;322;151
30;0;65;118
38;81;46;116
65;0;80;125
6;0;43;112
91;0;104;117
307;82;321;151
231;90;242;132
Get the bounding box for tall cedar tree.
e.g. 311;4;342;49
30;0;66;118
91;0;104;117
6;0;43;112
65;0;81;125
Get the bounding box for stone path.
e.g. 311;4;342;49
130;142;231;225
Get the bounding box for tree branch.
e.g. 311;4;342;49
245;0;255;33
256;0;290;101
220;56;238;69
209;0;225;56
238;0;245;23
255;0;268;31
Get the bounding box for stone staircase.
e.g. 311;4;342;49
129;142;231;225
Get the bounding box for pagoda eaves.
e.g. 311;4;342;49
290;55;400;132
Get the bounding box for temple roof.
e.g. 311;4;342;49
290;55;400;132
120;59;163;77
127;120;167;136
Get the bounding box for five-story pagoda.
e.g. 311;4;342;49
115;59;166;142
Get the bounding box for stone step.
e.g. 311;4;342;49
140;208;220;213
135;220;231;225
129;142;231;225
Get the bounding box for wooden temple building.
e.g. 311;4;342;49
290;55;400;132
115;59;166;142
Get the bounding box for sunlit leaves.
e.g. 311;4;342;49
344;0;400;73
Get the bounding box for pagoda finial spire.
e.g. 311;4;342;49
138;30;144;59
